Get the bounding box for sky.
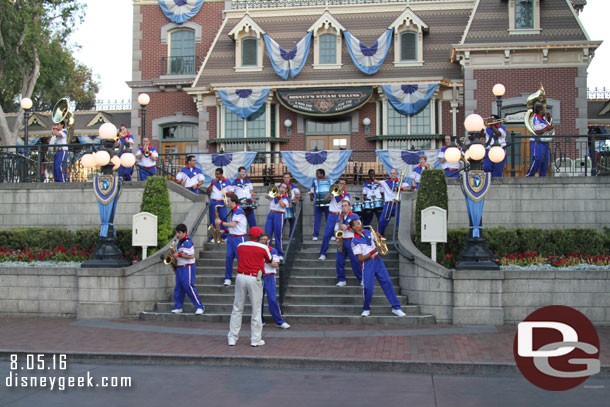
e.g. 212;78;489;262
72;0;610;102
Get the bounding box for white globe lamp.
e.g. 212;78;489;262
488;145;506;163
464;114;484;133
111;155;121;170
468;144;486;161
492;83;506;97
99;123;118;140
94;150;111;166
81;153;96;169
120;153;136;168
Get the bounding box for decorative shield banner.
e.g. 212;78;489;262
158;0;205;24
196;152;258;186
93;175;122;238
263;32;312;80
461;170;491;202
280;150;353;187
344;29;392;75
276;87;373;116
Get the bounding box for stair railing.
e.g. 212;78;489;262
278;197;303;307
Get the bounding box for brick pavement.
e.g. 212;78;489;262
0;318;608;370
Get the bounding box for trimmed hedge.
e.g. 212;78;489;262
414;169;448;258
140;176;173;252
0;228;139;261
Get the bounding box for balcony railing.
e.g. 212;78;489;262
161;56;198;76
232;0;428;9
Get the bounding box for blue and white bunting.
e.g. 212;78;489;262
280;150;352;188
344;29;392;75
158;0;205;24
263;32;312;80
376;149;442;188
195;152;258;186
217;88;271;119
381;83;438;115
77;136;102;144
16;137;41;146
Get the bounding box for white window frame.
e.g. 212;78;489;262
229;15;265;72
168;28;196;75
308;11;345;70
390;8;428;67
508;0;541;35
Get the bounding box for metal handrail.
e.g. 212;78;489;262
278;197;303;308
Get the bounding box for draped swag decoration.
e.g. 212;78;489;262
280;150;353;187
343;29;393;75
217;88;271;119
196;152;258;186
381;83;438;115
158;0;205;24
263;32;312;80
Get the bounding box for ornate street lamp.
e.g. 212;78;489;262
20;97;33;181
445;113;506;270
81;123;136;268
138;93;150;142
492;83;505;116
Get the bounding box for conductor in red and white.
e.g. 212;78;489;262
228;227;272;347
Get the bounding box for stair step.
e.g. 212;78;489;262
285;285;397;295
287;276;399;286
154;302;415;315
283;294;408;305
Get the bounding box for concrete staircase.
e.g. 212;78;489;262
140;238;435;325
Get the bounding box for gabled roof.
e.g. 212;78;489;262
307;10;346;33
389;7;429;32
228;14;265;39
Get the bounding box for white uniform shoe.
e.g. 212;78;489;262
336;281;347;287
361;310;370;317
312;236;318;241
251;340;266;347
278;322;291;329
392;309;406;317
195;308;204;315
318;254;326;261
171;308;183;314
228;337;237;346
223;279;231;287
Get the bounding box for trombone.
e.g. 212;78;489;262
483;117;507;126
384;170;406;221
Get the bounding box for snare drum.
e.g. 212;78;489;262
315;180;331;207
373;199;385;210
363;200;374;212
238;198;249;209
352;202;363;214
285;206;294;219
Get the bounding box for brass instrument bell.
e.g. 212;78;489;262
267;185;279;198
329;183;341;197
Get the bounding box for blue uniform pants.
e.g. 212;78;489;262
245;208;257;227
336;239;362;283
526;141;550;177
225;235;246;280
209;199;228;240
444;168;460;178
361;256;401;311
483;154;506;177
53;151;67;182
173;264;204;310
378;202;400;237
262;274;285;326
313;205;329;238
139;166;156;181
284;205;296;236
265;211;285;257
118;165;133;181
320;212;340;256
361;210;381;227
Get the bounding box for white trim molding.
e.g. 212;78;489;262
309;11;345;70
390;7;428;67
161;22;202;44
229;15;265;72
508;0;541;35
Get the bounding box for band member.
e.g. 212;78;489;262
216;193;248;287
176;155;204;194
232;166;256;227
376;169;410;237
409;155;430;190
117;123;134;181
362;169;383;226
335;200;362;287
206;167;230;243
319;178;349;261
350;219;406;318
135;137;158;181
259;233;290;329
228;227;271;347
52;121;68;183
309;169;329;241
526;105;554;177
170;224;205;315
281;172;301;236
438;135;461;178
264;182;290;260
483;116;507;177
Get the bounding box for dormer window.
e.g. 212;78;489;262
229;15;265;72
308;11;345;70
508;0;541;35
390;8;428;67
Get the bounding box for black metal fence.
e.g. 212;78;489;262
278;198;303;307
161;56;199;76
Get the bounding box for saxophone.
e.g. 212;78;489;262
365;226;388;256
162;239;178;271
335;214;344;252
207;204;223;245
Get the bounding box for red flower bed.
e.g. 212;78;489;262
0;246;94;263
439;251;610;268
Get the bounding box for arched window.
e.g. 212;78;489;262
319;34;337;65
169;29;195;74
400;32;417;62
241;37;258;67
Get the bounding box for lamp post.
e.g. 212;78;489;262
284;119;292;136
138;93;150;143
492;83;505;117
362;117;371;135
80;122;136;268
20;98;33;182
445;113;506;270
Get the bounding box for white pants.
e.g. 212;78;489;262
228;273;263;343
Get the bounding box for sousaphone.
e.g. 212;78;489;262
50;98;75;143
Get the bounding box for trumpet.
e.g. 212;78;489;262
384;170;406;221
143;145;151;157
365;226;388;256
329;183;341;197
162;239;178;271
267;185;279;198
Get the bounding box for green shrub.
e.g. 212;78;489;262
414;169;448;258
139;176;173;251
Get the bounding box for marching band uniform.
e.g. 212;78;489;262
264;193;290;258
282;182;301;236
377;177;408;237
222;204;248;283
361;180;383;226
228;228;271;347
233;176;256;226
262;245;290;328
526;114;551;177
319;190;350;259
409;164;428;190
351;229;404;316
483;124;507;177
310;179;329;240
438;145;460;178
172;234;205;313
209;177;230;241
52;128;68;183
135;146;158;181
335;211;362;285
117;132;134;181
176;165;204;194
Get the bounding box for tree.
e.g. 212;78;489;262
0;0;98;146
